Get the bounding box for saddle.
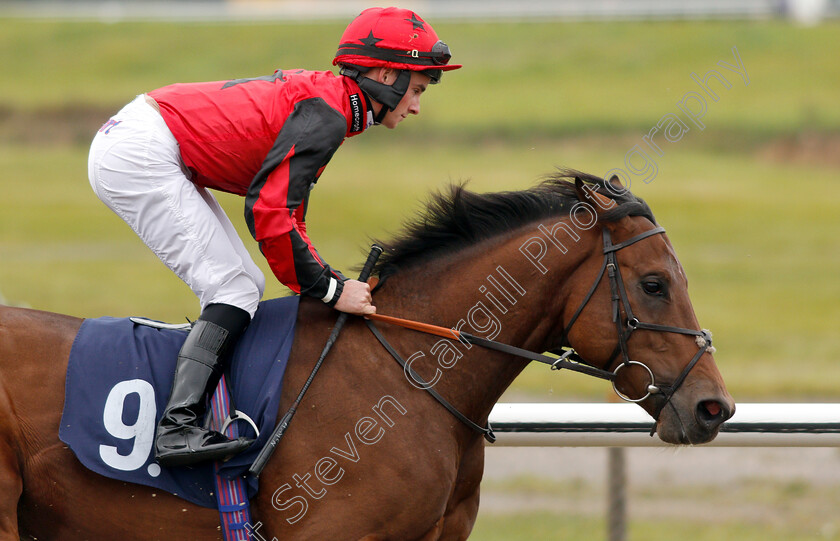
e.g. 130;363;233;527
59;295;299;508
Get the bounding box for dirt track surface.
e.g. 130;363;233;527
485;446;840;487
481;446;840;532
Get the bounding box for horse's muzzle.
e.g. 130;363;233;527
656;393;735;445
695;397;734;434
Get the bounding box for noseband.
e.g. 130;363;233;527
558;225;714;427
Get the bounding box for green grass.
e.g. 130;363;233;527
2;18;839;541
2;19;839;137
2;136;838;400
470;511;836;541
1;18;839;401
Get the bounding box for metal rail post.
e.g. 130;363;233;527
607;393;627;541
607;446;627;541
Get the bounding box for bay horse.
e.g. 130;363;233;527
1;171;734;540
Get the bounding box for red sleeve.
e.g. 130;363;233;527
244;97;348;300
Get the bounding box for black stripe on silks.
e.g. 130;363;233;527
244;98;347;297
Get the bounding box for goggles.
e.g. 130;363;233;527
429;40;452;66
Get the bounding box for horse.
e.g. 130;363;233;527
1;171;734;540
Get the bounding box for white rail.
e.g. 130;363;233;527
488;403;840;447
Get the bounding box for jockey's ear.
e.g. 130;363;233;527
377;68;398;84
574;176;615;212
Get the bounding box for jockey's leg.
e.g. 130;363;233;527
154;303;253;466
88;94;265;466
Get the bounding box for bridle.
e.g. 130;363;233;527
366;223;714;441
557;225;714;429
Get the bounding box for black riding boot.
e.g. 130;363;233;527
154;303;253;467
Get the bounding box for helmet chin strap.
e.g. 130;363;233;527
340;66;411;124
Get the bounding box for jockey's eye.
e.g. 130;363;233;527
641;278;666;297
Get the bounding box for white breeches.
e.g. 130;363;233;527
87;95;265;318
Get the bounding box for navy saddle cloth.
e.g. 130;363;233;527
59;295;299;508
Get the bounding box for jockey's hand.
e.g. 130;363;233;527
335;279;376;316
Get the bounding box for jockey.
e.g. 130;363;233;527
87;7;461;467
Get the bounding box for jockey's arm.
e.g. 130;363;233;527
245;98;373;315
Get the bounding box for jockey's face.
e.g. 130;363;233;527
376;69;431;129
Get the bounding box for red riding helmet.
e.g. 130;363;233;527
333;7;462;84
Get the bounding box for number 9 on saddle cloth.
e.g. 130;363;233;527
59;296;299;507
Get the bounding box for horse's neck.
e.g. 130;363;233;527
374;226;593;423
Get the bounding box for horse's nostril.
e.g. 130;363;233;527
696;399;729;429
704;400;721;417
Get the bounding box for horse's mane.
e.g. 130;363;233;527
372;169;656;278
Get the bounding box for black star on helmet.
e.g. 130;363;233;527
404;13;426;31
360;31;383;47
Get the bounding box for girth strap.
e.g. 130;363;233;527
365;320;497;443
209;375;252;541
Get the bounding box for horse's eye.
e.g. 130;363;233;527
642;279;665;296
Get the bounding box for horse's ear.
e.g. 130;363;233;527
574;176;615;210
607;174;626;193
574;177;587;201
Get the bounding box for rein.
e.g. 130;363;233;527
366;314;616;380
367;224;714;441
365;316;616;442
365;320;497;443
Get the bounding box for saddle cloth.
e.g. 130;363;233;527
59;295;299;508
